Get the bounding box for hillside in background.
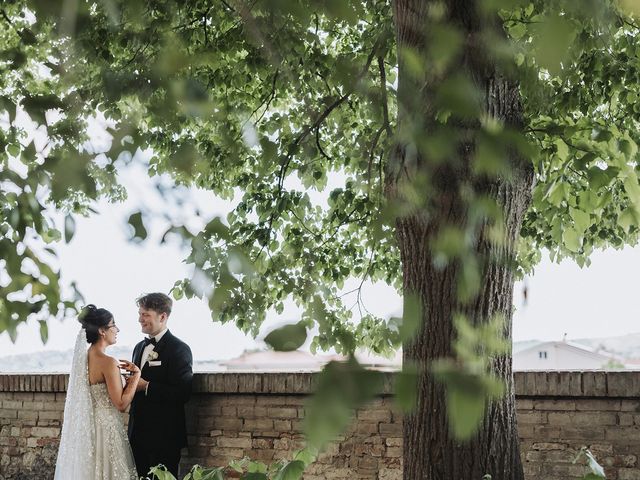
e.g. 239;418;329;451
571;333;640;360
0;346;135;373
1;332;640;372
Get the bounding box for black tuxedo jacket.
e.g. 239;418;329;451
128;330;193;451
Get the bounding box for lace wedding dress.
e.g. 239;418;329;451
91;382;138;479
54;329;138;480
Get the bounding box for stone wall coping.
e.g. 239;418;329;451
0;370;637;397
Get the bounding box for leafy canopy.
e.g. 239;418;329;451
2;0;638;350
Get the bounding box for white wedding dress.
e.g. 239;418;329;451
91;382;138;479
54;329;138;480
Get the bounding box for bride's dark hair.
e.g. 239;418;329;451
78;304;113;344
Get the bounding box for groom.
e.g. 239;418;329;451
128;292;193;479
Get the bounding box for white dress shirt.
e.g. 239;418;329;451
140;328;167;396
141;328;168;367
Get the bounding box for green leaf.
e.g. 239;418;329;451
246;461;267;474
228;460;245;473
199;467;225;480
7;144;20;157
305;357;383;449
435;73;481;119
619;138;637;160
574;152;597;171
64;214;75;243
618;209;638;233
530;15;578;75
399;46;426;80
240;473;267;480
293;447;318;466
272;460;305;480
593;128;613;143
204;217;230;241
432;360;504;439
394;363;419;413
399;294;422;342
587;168;612;190
474;135;508;177
149;465;177;480
264;321;307;351
563;227;581;253
432;226;467;263
260;138;278;159
447;383;486;438
569;208;590;235
127;211;148;241
623;174;640;212
42;228;62;244
39;320;48;344
509;22;527;40
457;255;481;302
546;181;568;207
47;149;95;201
428;23;463;73
172;141;201;175
555;139;569;160
0;95;16;120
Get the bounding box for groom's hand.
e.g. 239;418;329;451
136;378;149;392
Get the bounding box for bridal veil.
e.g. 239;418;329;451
54;327;96;479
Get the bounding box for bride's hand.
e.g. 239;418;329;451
119;360;141;378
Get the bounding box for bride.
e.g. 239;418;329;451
55;305;141;479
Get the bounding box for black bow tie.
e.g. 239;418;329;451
143;337;157;347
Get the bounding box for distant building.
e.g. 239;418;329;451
219;349;340;371
513;340;621;371
219;349;402;372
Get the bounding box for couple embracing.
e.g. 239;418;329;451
54;293;193;480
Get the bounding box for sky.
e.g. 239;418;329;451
512;244;640;342
1;111;639;361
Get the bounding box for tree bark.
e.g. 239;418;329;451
388;1;535;479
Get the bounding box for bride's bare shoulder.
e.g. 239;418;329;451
102;354;120;370
89;349;119;370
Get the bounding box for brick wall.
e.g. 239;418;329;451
515;371;640;480
0;371;638;479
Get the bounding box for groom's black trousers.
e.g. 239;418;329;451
132;441;181;479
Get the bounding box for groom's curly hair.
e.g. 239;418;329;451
136;292;172;316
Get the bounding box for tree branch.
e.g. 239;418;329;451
0;10;14;28
221;0;237;13
366;55;392;192
254;38;382;262
233;0;283;76
352;247;376;319
253;69;279;126
124;33;155;68
278;39;381;190
378;56;392;138
316;126;331;161
368;125;385;188
616;11;640;31
288;207;321;238
319;207;372;249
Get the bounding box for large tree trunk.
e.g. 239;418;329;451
388;1;535;479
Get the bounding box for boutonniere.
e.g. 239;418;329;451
147;351;159;361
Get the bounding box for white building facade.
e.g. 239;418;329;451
513;341;618;370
